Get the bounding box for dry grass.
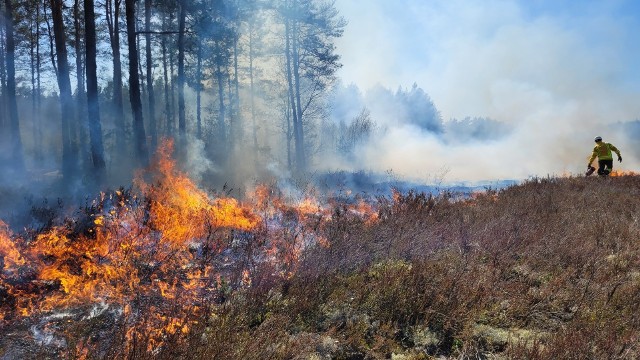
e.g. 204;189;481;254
183;175;640;359
3;175;640;359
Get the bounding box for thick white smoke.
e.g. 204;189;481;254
332;0;640;182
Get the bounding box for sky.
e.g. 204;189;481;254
331;0;640;182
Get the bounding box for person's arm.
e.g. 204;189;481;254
610;144;622;161
588;148;597;166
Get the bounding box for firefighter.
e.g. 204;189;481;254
588;136;622;176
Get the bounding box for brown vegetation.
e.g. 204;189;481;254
2;174;640;359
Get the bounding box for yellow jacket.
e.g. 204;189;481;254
589;142;621;164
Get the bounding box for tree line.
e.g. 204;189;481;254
0;0;345;188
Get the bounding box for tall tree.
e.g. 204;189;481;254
191;0;210;141
204;0;236;161
283;5;301;171
228;0;241;145
35;1;43;164
84;0;106;175
3;0;24;171
213;38;227;155
136;6;146;101
168;12;176;136
145;0;157;151
51;0;77;178
42;0;57;74
177;0;186;141
73;0;88;167
196;41;202;139
0;9;8;141
160;9;172;136
105;0;126;159
291;2;304;170
241;0;269;166
26;0;44;163
281;0;344;172
231;38;240;145
247;12;259;161
125;0;148;165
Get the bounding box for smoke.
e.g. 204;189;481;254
331;0;640;182
321;80;637;182
182;136;216;183
2;0;639;217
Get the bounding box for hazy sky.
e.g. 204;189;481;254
332;0;640;181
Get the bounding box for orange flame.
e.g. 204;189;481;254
137;140;260;246
0;220;24;270
609;170;639;177
0;138;383;353
0;139;263;347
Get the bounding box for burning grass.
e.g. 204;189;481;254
2;148;640;358
0;139;356;358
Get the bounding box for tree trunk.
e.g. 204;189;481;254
215;41;227;155
232;33;240;143
51;0;77;178
285;97;292;171
30;13;36;147
169;13;176;135
291;7;306;171
36;4;43;164
0;23;6;135
29;7;42;163
227;65;233;147
84;0;106;176
177;1;186;141
73;0;89;168
161;17;172;136
136;12;145;102
248;20;258;164
125;0;148;165
145;0;157;151
43;3;58;77
196;43;202;139
3;0;24;171
106;0;126;159
284;14;302;172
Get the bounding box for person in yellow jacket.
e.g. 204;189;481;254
588;136;622;176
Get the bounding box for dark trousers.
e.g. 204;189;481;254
598;159;613;175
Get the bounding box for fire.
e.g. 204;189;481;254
0;139;262;348
350;199;380;225
0;220;24;270
0;221;26;322
0;138;382;354
137;140;260;245
609;170;639;177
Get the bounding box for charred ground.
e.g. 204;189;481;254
2;173;640;359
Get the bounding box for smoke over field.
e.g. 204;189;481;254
332;0;640;181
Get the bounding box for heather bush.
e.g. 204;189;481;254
4;175;640;359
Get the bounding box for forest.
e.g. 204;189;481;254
0;0;357;192
0;0;516;202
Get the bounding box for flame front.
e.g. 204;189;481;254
0;139;380;354
609;170;638;177
0;220;24;270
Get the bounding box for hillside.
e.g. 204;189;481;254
2;174;640;359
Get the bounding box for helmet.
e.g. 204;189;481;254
594;136;602;142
